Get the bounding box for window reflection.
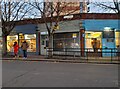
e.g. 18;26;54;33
53;32;79;49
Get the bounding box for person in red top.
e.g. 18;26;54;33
13;41;19;57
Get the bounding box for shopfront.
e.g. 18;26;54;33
7;24;37;53
6;15;119;56
85;31;102;56
85;30;119;57
7;34;36;52
53;32;80;49
85;31;102;49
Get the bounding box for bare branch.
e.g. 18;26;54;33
1;0;34;36
93;0;120;13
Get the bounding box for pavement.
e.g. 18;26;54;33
1;55;120;64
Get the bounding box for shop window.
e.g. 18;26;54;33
7;35;18;52
46;40;49;47
103;30;115;38
24;34;36;52
85;31;102;50
115;32;120;47
7;34;36;52
42;40;44;45
26;39;36;52
53;32;79;49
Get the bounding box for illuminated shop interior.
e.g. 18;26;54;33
115;32;120;47
7;35;18;52
7;34;36;52
85;31;120;50
85;31;102;50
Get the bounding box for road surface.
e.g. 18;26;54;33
2;60;119;87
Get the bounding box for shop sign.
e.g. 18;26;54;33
27;35;35;38
25;34;36;39
9;36;17;40
64;15;73;19
72;33;77;38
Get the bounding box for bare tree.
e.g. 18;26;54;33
1;0;33;55
92;0;120;14
29;1;80;57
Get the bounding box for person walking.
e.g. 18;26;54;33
13;41;19;58
21;40;29;58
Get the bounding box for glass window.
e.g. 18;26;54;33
103;30;115;38
53;32;79;49
85;31;102;50
24;34;36;52
7;34;36;52
41;35;48;46
7;35;18;52
116;32;120;47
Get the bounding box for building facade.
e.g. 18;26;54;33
7;13;120;57
43;1;89;17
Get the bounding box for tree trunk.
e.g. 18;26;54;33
2;35;7;56
48;33;53;58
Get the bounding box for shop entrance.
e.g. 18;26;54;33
91;38;100;52
41;35;48;55
85;31;102;57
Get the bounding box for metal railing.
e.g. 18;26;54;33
46;48;120;62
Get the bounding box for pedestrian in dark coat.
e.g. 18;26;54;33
21;41;29;58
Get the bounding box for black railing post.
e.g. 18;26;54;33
87;48;88;61
65;48;66;60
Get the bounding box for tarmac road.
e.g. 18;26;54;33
2;60;119;87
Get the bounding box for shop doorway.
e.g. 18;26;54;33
91;38;100;52
41;35;48;55
85;31;102;57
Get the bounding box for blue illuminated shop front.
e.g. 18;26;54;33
84;20;120;57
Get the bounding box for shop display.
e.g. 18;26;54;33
7;35;18;52
7;34;36;52
85;32;102;50
115;32;120;46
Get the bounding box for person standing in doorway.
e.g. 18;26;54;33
13;41;19;58
21;40;29;58
91;38;98;52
